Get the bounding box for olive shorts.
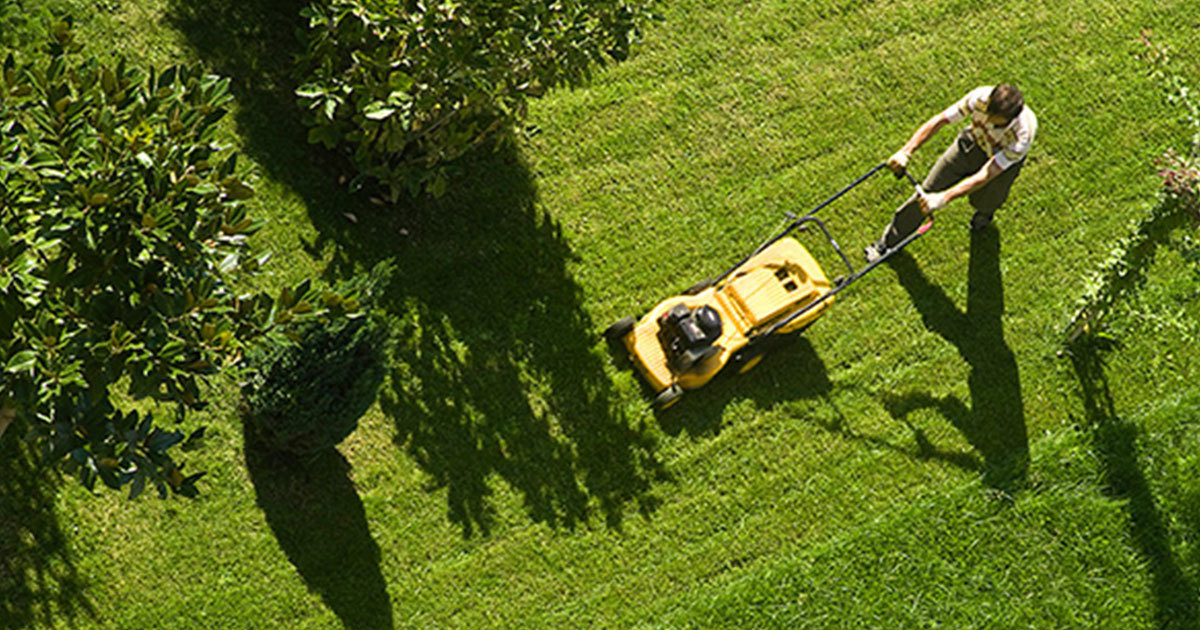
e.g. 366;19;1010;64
879;130;1024;249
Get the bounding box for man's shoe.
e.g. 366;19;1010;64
864;242;886;263
970;213;993;232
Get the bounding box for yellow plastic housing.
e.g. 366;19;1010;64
621;236;834;393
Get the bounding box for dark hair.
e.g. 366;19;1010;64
987;84;1024;121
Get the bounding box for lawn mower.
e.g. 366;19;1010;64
604;162;929;409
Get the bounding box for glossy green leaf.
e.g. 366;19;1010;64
364;102;395;120
6;350;38;372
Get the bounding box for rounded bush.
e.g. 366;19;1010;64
243;315;386;456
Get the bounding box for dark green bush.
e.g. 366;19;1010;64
243;312;387;456
0;22;353;498
294;0;656;199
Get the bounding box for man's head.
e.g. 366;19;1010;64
986;83;1024;126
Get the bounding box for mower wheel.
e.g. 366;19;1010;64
732;347;765;374
682;277;714;296
654;383;684;410
737;354;764;374
604;316;636;342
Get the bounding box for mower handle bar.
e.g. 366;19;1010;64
711;161;920;287
805;162;919;219
750;209;932;341
701;160;928;343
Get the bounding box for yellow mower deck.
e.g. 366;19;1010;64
607;161;927;409
620;236;834;396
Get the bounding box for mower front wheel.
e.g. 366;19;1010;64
604;316;636;342
682;277;714;296
654;383;684;410
737;354;764;374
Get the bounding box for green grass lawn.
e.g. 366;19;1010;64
3;0;1200;628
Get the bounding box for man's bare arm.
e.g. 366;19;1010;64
889;113;950;173
919;159;1005;213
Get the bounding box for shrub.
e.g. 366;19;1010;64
294;0;656;199
0;0;60;51
1063;34;1200;347
242;314;386;456
0;22;352;497
242;266;391;456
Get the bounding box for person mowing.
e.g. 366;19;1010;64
864;83;1038;262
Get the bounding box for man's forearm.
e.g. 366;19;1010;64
943;171;987;203
902;114;948;156
944;160;1003;202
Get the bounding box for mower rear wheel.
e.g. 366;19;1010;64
654;384;684;410
732;347;765;374
737;354;764;374
604;316;636;342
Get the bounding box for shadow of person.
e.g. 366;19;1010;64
243;431;393;630
808;387;986;476
166;0;668;537
0;437;95;629
653;335;833;437
881;228;1029;490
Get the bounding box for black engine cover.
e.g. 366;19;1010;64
658;304;723;372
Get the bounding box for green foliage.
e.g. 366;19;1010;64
10;0;1200;627
1064;36;1200;346
0;24;352;497
242;311;387;457
0;0;58;51
294;0;656;199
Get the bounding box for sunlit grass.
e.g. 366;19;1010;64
4;0;1200;627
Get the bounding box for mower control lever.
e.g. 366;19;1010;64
890;164;921;188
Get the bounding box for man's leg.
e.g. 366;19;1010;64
967;158;1024;231
877;132;987;250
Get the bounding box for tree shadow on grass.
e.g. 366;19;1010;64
0;437;94;629
168;0;668;538
367;147;669;537
1060;192;1200;630
166;0;367;234
880;229;1029;491
243;429;393;630
1068;343;1199;630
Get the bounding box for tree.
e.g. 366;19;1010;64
0;21;356;498
294;0;656;199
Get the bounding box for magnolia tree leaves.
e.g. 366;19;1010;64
294;0;656;200
0;25;358;498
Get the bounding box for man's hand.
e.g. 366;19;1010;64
917;189;947;215
887;149;911;174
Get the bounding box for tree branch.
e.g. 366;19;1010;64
0;406;15;441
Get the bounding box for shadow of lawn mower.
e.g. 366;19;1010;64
605;162;927;410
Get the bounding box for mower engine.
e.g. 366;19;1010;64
657;304;723;373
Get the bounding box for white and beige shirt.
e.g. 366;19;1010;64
942;85;1038;170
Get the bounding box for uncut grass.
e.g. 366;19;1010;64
656;233;1200;628
9;0;1200;628
657;397;1200;629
